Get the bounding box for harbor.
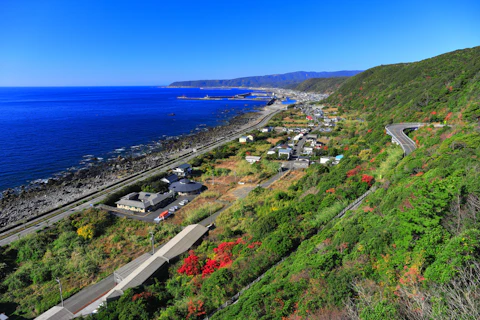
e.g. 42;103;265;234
177;91;277;104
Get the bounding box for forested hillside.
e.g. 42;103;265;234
294;77;348;93
328;46;480;123
2;47;479;320
169;71;361;88
212;46;480;319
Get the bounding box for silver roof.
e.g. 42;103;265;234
169;179;203;193
35;307;73;320
103;224;208;301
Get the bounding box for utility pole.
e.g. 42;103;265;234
150;231;155;255
56;278;64;307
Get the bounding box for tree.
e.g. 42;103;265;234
77;224;95;240
178;250;201;276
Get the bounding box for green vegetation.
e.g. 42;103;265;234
294;76;348;93
328;46;480;124
181;203;224;226
0;209;181;319
4;47;480;319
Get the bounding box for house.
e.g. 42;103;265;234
320;157;332;164
303;146;314;155
306;115;314;121
293;134;303;142
260;127;273;133
169;179;203;196
278;148;293;160
333;154;344;165
161;174;179;185
315;141;325;149
0;314;9;320
172;163;192;177
267;149;276;155
293;158;310;169
116;192;174;213
305;134;318;143
298;156;310;161
245;156;261;164
239;134;254;143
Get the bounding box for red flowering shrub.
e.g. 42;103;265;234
325;188;335;194
431;111;437;115
178;250;201;276
202;258;219;277
132;291;153;302
187;300;206;319
346;166;361;177
361;174;374;186
247;241;262;249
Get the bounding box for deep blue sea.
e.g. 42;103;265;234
0;87;267;192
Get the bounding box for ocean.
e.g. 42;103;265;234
0;87;268;192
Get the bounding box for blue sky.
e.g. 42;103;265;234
0;0;479;86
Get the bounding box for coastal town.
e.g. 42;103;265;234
1;89;353;318
1;1;478;319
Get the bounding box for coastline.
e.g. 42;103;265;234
0;106;274;230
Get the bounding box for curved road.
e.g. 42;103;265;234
385;123;424;156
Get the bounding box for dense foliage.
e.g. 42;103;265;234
327;46;480;124
4;47;480;320
0;209;180;318
294;77;348;93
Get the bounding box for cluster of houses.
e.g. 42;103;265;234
242;124;344;169
115;163;203;213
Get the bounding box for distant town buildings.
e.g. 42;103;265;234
245;156;261;164
239;135;254;143
172;163;192;177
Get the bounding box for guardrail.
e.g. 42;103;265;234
385;123;425;156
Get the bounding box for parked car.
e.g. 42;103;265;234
179;199;189;206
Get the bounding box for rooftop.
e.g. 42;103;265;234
169;179;203;193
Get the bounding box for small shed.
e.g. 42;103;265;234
278;148;293;160
172;163;192;177
161;174;179;184
245;156;261;164
320;157;332;164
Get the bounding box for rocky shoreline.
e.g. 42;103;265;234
0;110;265;229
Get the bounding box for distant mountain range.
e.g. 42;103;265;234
169;71;363;89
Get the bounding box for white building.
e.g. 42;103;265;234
245;156;261;164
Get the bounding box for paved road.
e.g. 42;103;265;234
0;107;284;247
385;123;424;156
